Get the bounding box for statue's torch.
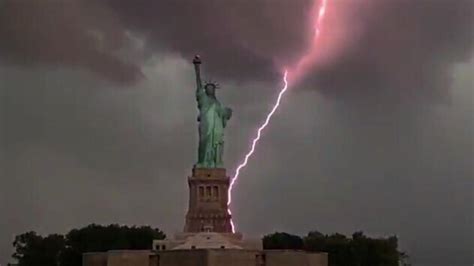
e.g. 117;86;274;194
193;55;202;89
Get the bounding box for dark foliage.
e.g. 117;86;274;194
13;232;65;266
264;230;402;266
263;232;304;250
12;224;166;266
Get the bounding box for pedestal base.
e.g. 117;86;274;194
184;167;233;233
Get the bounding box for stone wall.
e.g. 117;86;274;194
83;249;328;266
106;250;153;266
83;252;107;266
157;250;207;266
307;252;329;266
208;249;260;266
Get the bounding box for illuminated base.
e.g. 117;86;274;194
183;167;233;233
153;231;263;251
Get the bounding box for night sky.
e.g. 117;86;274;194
0;0;473;265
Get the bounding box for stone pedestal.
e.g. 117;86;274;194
82;167;329;266
184;167;233;233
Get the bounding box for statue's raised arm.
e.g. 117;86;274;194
193;55;203;95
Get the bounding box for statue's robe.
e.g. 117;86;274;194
196;89;230;168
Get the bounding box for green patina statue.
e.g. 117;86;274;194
193;55;232;168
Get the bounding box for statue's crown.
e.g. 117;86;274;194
204;80;220;89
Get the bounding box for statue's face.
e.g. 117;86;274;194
205;84;216;96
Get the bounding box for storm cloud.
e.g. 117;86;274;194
1;0;472;100
0;0;143;84
309;0;474;103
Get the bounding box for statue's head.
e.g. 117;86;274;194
204;82;218;97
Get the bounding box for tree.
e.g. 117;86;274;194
12;224;166;266
262;232;304;250
59;224;166;266
399;251;411;266
13;231;65;266
303;230;327;252
303;230;402;266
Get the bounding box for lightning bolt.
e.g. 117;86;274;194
227;71;289;233
227;0;330;233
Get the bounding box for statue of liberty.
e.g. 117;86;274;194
192;55;232;168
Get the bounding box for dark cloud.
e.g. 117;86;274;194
0;0;143;84
308;0;474;103
102;0;314;82
1;0;472;101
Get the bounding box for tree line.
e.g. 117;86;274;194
263;231;408;266
11;224;407;266
12;224;166;266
